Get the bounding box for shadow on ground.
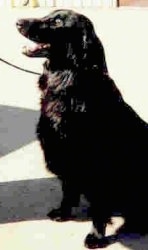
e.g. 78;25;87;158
0;177;90;224
118;234;148;250
0;105;40;157
0;176;148;249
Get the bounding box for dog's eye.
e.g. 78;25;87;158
54;18;63;27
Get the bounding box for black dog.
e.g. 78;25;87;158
17;9;148;248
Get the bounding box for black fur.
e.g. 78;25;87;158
17;9;148;248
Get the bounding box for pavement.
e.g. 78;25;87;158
0;6;148;250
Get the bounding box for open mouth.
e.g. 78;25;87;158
16;19;51;57
22;43;50;57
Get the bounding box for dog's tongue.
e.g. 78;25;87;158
22;43;49;57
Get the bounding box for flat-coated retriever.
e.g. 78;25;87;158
17;9;148;248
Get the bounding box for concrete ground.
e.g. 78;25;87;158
0;6;148;250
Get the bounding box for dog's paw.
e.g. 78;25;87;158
47;207;72;222
84;233;109;249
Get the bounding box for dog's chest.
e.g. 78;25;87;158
38;66;86;131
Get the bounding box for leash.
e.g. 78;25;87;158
0;57;41;76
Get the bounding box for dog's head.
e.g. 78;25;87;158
16;9;107;72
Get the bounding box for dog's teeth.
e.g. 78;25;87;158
43;44;50;48
22;46;28;54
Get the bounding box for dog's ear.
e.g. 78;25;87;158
82;19;108;74
82;19;96;50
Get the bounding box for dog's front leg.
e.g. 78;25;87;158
48;177;80;221
85;201;111;249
